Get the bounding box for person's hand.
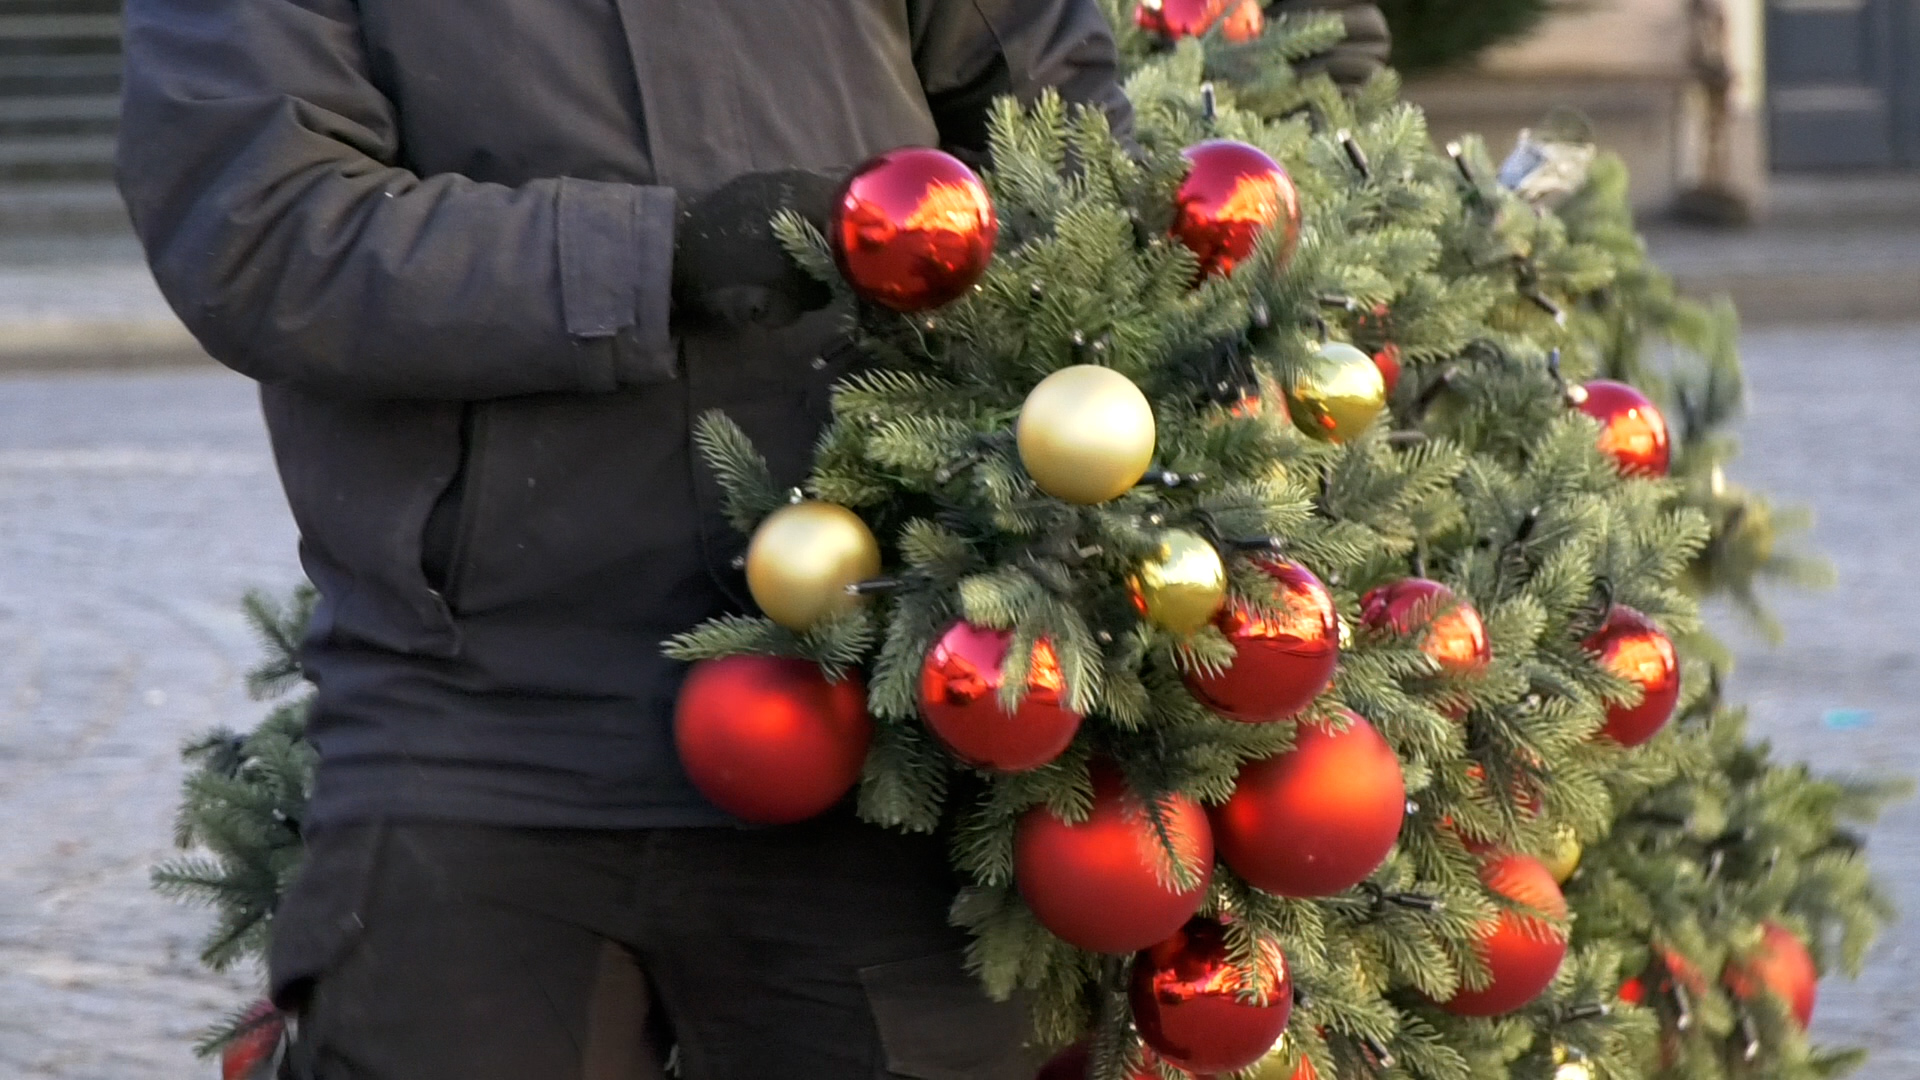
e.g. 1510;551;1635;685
1266;0;1392;89
673;169;843;332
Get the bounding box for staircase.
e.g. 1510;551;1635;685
0;0;125;233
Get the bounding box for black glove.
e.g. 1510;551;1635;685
673;169;843;332
1266;0;1392;89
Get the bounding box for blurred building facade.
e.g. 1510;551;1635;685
1410;0;1920;218
1;1;1915;218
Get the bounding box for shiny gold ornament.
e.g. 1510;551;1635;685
1284;341;1387;444
1552;1044;1593;1080
1129;529;1228;636
745;501;882;632
1543;825;1582;884
1016;365;1156;504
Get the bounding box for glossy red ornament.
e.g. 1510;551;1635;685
1618;975;1646;1006
1575;379;1671;477
1211;710;1406;897
1172;140;1302;279
919;622;1083;772
674;655;871;824
1218;0;1266;41
222;1000;286;1080
1372;342;1402;396
1015;768;1212;954
1656;945;1709;996
1185;556;1339;723
831;147;997;312
1724;922;1817;1030
1134;0;1264;41
1360;578;1491;677
1438;852;1569;1017
1583;605;1679;747
1131;917;1293;1075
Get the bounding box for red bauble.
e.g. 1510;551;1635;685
1724;922;1817;1030
919;622;1083;772
1583;605;1679;747
1618;975;1646;1006
1212;710;1405;897
1438;852;1569;1017
1134;0;1264;41
1131;917;1294;1075
1172;140;1302;279
1219;0;1266;41
1015;768;1213;953
1185;556;1339;723
1575;379;1671;477
1373;342;1403;396
674;655;871;824
831;147;997;313
222;1001;286;1080
1360;578;1491;677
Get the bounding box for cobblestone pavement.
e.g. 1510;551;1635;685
0;325;1916;1078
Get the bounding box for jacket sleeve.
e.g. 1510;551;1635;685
115;0;677;401
909;0;1134;161
1267;0;1393;86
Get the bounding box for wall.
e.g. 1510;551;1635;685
1404;0;1768;216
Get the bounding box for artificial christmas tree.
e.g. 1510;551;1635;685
160;9;1901;1080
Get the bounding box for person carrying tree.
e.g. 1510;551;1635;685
115;1;1386;1077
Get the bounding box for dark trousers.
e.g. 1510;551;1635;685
268;812;1034;1080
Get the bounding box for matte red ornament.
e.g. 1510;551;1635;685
1130;917;1294;1075
1185;556;1339;723
1211;710;1406;897
1583;605;1679;747
1724;922;1817;1030
1360;577;1491;677
919;622;1083;772
1172;140;1302;279
1575;379;1671;477
674;655;871;824
222;1000;286;1080
1438;852;1569;1017
1014;767;1212;954
831;147;997;312
1373;342;1402;396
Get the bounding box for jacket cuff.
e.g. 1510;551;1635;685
557;177;679;390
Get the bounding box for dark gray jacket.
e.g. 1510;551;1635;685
117;0;1128;828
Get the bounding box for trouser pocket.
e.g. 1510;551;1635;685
858;951;1031;1080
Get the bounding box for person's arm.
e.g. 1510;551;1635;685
1267;0;1393;87
116;0;676;401
908;0;1135;164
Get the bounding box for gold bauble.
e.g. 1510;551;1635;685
1284;341;1387;445
1016;365;1156;504
1129;529;1228;636
745;501;882;632
1543;825;1582;884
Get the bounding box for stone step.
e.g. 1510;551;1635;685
0;92;118;126
0;0;120;14
0;14;122;41
0;179;127;233
0;53;121;90
0;132;114;180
